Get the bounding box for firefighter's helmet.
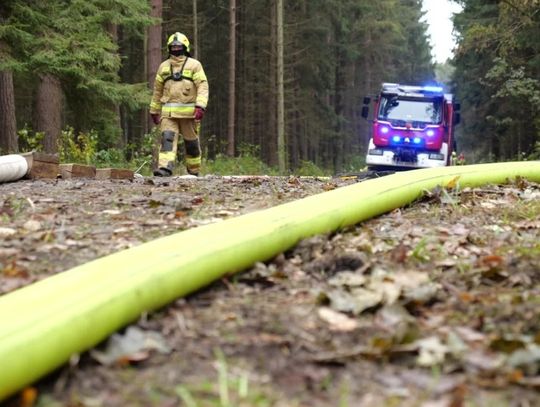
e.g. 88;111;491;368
167;32;191;55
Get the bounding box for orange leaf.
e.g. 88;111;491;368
20;387;37;407
446;176;461;190
508;369;524;383
458;292;475;303
2;261;30;278
480;255;504;269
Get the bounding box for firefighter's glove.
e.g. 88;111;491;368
194;106;205;121
151;113;160;125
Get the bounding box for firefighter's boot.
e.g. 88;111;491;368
153;167;172;177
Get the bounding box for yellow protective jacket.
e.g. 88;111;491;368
149;55;209;119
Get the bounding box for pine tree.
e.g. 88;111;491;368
453;0;539;161
2;0;153;152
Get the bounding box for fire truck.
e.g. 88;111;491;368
361;83;460;170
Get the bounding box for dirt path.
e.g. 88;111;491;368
1;175;539;406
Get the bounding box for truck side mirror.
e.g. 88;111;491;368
454;112;461;125
363;96;371;105
454;102;461;112
361;105;369;119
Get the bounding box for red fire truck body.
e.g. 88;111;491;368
362;83;460;169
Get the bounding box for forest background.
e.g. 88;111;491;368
0;0;538;175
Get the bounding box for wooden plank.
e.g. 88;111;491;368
95;168;134;180
60;163;96;179
21;152;59;179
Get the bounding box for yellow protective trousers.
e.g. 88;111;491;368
158;117;201;175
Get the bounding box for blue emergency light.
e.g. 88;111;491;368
423;86;443;93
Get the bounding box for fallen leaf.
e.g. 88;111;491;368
374;304;417;343
90;326;171;366
446;176;461;190
318;307;359;332
328;288;383;315
480;201;496;209
463;350;505;371
453;326;486;343
403;282;439;304
19;387;37;407
191;197;204;205
102;209;122;215
0;227;16;237
23;220;41;232
489;336;527;354
479;254;504;269
506;344;540;373
2;260;29;278
400;369;464;395
390;243;409;263
416;336;448;366
322;183;337;191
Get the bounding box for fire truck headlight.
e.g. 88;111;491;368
380;126;389;134
426;129;435;137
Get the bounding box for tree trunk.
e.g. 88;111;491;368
0;70;17;153
147;0;162;132
107;23;123;148
192;0;198;59
276;0;286;172
267;0;278;166
34;74;62;154
227;0;236;156
361;30;373;155
333;24;346;172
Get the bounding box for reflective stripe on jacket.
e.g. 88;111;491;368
149;55;209;118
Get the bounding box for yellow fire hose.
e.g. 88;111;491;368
0;161;539;400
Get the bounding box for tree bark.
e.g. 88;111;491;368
276;0;286;172
227;0;236;156
107;23;123;148
147;0;163;132
267;0;278;166
34;74;62;154
0;70;17;153
192;0;198;59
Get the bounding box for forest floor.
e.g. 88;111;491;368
1;173;539;407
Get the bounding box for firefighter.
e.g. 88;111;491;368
149;32;209;176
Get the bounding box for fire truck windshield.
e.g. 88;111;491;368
378;96;442;126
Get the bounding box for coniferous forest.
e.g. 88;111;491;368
0;0;538;174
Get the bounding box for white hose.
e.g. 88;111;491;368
0;155;28;183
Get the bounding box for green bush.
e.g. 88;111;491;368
296;160;330;177
126;131;157;175
202;142;275;175
341;154;367;174
58;127;98;164
95;148;126;166
18;125;44;152
203;153;277;175
527;141;540;160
